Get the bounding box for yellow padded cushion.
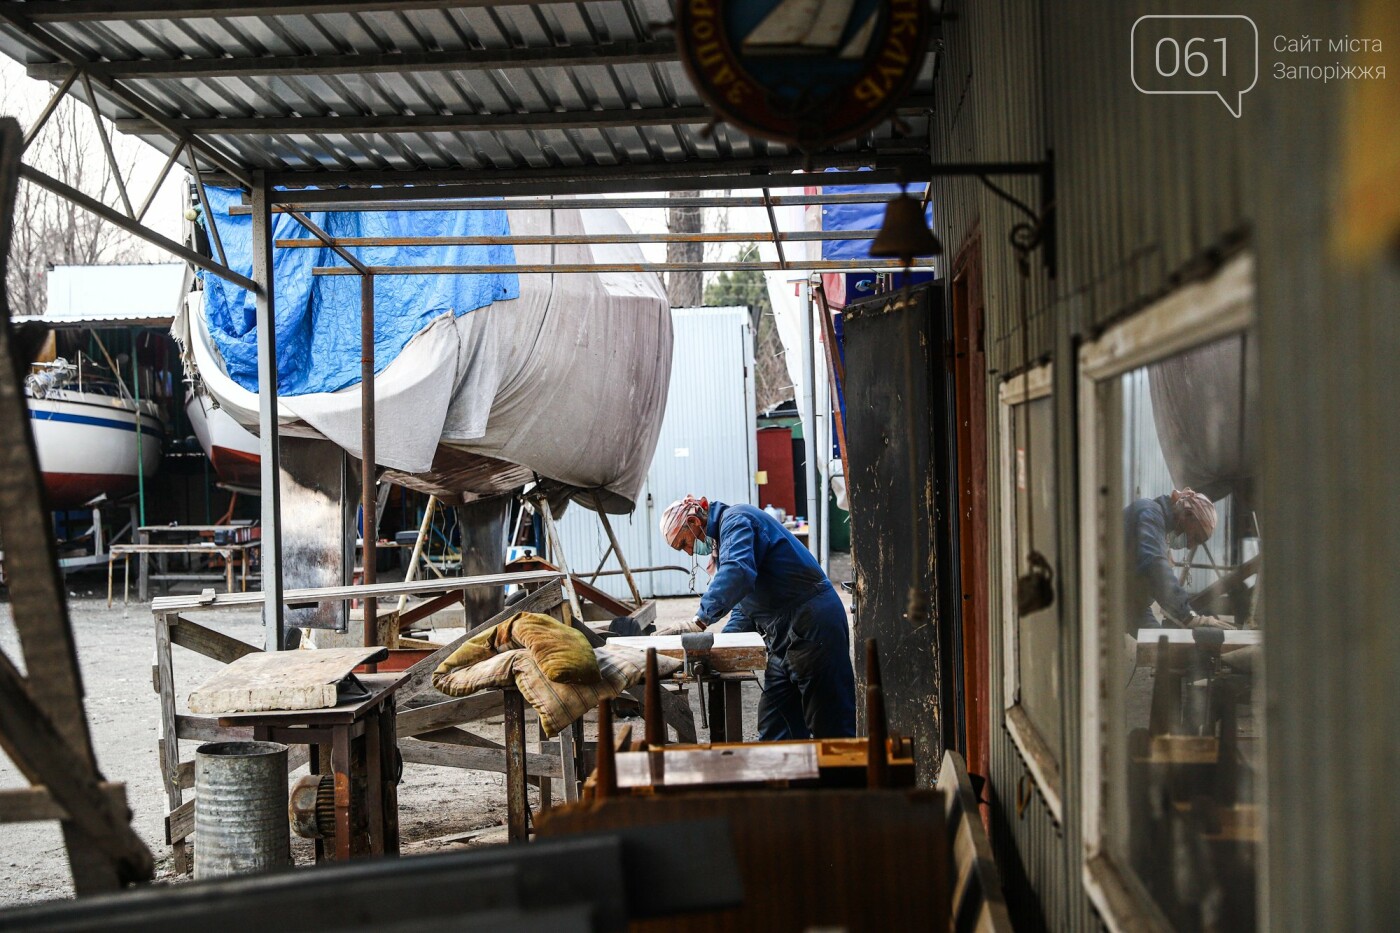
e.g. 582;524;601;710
432;611;601;688
493;612;601;685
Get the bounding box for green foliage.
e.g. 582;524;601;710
702;244;770;316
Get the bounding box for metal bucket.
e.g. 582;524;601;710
194;741;291;880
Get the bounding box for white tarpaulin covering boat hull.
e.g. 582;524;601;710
178;207;671;512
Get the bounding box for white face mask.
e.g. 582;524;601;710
692;535;712;557
1168;532;1189;550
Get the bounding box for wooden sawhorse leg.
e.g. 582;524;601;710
503;688;529;843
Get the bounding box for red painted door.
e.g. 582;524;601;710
756;427;796;517
952;234;991;791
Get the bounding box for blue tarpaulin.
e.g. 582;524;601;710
199;186;519;396
819;179;934;262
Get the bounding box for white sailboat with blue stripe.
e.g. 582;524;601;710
26;358;163;510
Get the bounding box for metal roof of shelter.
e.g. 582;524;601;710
40;261;188;327
0;1;938;200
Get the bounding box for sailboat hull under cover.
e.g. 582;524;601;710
183;207;673;512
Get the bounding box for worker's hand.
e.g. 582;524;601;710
653;618;706;637
1186;614;1238;631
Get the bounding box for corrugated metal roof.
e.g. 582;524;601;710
0;2;936;195
42;262;187;326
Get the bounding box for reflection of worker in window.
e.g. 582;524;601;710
1123;488;1236;630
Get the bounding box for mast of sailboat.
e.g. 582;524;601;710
89;330;133;401
131;337;146;528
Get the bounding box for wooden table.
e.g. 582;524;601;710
108;541;260;606
216;671;407;862
133;524;259;601
606;633;766;744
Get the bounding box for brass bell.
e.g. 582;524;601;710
869;192;942;265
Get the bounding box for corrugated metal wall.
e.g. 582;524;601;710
555;306;757;600
1253;3;1400;929
929;0;1400;929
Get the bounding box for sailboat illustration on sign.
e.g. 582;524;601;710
742;0;878;59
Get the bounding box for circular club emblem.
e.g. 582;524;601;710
677;0;931;150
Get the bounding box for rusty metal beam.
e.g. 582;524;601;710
5;0;611;20
0;8;254;188
234;191;925;215
282;209;370;275
117;97;932;137
27;37;679;81
259;157;932;201
275;230;877;248
313;259;935;276
117;105;716;137
18;164;258;292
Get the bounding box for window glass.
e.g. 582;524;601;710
1011;394;1060;757
1100;332;1261;931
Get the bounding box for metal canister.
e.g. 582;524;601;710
193;741;291;879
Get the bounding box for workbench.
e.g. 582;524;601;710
108;540;259;606
116;524;261;604
215;670;407;862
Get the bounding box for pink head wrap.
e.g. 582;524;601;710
660;495;709;550
1170;488;1218;545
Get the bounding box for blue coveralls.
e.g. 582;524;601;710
695;502;856;740
1123;495;1194;629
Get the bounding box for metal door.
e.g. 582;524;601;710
843;284;957;786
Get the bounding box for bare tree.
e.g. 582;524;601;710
2;70;153;317
666;190;703;308
703;244;793;414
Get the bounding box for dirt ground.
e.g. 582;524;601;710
0;554;853;909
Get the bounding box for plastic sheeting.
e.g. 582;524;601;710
183;206;671;511
199;186;518;396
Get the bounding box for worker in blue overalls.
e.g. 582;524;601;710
1122;487;1236;631
660;495;856;740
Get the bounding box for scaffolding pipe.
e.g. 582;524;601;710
251;174;284;651
311;259;937;276
361;273;377;652
275;230;877;248
232;190;930;215
800;282;819;561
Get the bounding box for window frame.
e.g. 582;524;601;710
997;362;1063;822
1076;253;1256;932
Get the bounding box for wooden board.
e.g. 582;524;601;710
214;673;405;726
1134;628;1261;664
605;632;767;673
151;569;562;613
614;744;819;788
188;647;388;713
537;790;949;932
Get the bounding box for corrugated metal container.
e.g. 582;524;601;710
193;741;291;880
556;306;757;599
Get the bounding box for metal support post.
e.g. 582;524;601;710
800;282;819;560
252;172;284;651
361;273;377;652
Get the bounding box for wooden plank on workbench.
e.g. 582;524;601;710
400;738;564;780
169;616;260;664
187;647;387;714
174;715;253;742
150;569;562;612
1135;628;1261;664
607;633;767;673
396;694;504;736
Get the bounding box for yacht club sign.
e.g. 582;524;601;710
677;0;930;149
